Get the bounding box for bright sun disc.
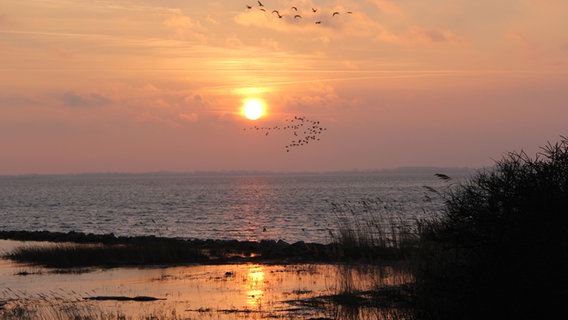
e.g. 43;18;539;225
243;99;265;120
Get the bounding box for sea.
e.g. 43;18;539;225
0;169;472;244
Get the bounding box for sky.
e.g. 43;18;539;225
1;0;567;174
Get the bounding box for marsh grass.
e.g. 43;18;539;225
1;232;342;267
328;198;420;262
5;239;208;268
291;285;417;320
0;299;185;320
328;137;568;319
325;197;420;320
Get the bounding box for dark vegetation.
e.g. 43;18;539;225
328;198;417;261
412;136;568;319
0;230;342;268
297;136;568;319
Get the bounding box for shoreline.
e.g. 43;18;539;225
0;230;414;319
0;230;404;267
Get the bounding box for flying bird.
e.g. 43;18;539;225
291;6;298;11
312;8;317;13
246;5;252;9
294;14;302;19
272;10;282;18
243;116;327;152
332;12;340;16
257;1;263;6
435;173;452;180
315;20;321;24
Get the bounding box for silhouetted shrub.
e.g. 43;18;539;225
413;136;568;320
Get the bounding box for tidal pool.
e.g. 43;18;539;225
0;240;411;319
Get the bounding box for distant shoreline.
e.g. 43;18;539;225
0;166;477;178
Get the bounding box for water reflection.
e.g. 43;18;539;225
245;264;265;308
228;177;275;242
0;240;413;320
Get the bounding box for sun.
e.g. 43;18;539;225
242;98;265;120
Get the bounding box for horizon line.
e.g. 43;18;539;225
0;166;479;178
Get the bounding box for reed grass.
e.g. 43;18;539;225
328;198;420;262
1;230;346;267
4;239;208;268
0;299;185;320
325;197;420;320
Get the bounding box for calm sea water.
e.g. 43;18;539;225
0;171;470;244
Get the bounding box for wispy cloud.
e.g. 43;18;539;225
366;0;405;17
0;94;38;107
410;27;460;44
162;8;208;41
62;91;112;108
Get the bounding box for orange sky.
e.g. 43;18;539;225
1;0;567;174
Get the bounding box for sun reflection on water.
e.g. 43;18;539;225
245;264;266;308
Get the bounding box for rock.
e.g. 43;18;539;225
84;296;166;302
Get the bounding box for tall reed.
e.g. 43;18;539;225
328;197;421;262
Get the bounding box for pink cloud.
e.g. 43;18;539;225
507;33;538;65
162;9;207;40
62;91;112;108
50;47;76;60
366;0;405;17
410;27;459;43
179;113;199;122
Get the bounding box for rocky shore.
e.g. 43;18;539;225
0;230;343;266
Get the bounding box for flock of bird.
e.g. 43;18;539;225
241;3;339;150
244;116;327;152
246;1;352;24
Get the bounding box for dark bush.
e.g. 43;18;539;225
413;136;568;319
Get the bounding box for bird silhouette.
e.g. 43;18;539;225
294;14;302;19
315;20;322;24
246;5;252;9
332;12;340;16
291;6;298;11
243;116;327;152
257;1;263;6
435;173;451;180
312;8;317;13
